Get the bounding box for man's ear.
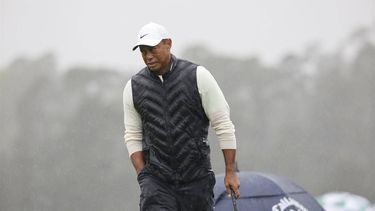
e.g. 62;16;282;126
164;39;172;49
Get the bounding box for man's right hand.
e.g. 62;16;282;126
130;151;145;175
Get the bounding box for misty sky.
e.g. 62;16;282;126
1;0;374;71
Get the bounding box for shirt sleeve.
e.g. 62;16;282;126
123;79;143;156
197;66;237;149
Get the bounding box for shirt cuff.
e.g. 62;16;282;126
125;140;143;157
219;141;237;149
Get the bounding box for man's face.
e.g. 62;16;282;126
139;39;172;74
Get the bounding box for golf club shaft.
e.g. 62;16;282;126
231;189;238;211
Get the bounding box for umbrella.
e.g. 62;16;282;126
214;171;325;211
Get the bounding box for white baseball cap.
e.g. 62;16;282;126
132;22;171;51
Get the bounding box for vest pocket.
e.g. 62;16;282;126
147;146;174;172
196;138;211;160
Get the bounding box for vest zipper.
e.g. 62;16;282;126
161;79;177;179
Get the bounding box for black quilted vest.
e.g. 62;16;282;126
132;55;211;183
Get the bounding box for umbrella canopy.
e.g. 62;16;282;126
214;171;325;211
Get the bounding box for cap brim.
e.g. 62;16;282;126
132;39;162;51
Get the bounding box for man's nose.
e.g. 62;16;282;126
144;51;153;60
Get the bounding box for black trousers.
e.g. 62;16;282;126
137;171;216;211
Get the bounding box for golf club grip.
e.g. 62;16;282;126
231;189;238;211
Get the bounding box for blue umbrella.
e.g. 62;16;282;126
214;171;325;211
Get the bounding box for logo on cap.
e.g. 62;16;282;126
140;34;148;39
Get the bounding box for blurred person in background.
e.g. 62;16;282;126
123;22;240;210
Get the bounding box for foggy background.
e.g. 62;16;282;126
1;0;375;210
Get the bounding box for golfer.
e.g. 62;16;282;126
123;22;240;210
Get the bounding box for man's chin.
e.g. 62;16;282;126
147;64;158;70
148;66;160;73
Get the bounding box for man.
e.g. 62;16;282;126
123;22;240;211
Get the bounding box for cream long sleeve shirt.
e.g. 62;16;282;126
123;66;236;156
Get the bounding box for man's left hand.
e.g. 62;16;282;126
224;171;240;199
